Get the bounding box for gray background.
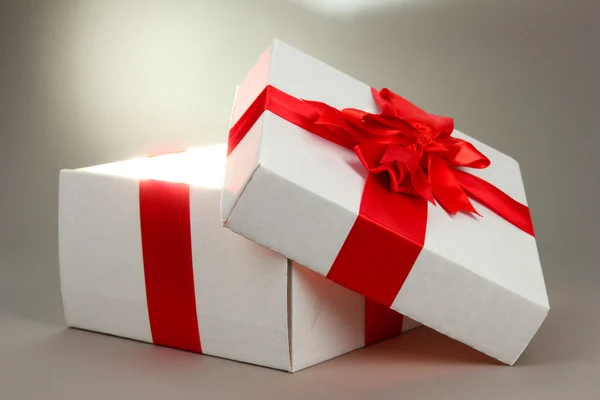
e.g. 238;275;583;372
1;0;599;398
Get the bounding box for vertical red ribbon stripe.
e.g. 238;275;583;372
364;298;406;346
327;174;428;308
139;180;202;353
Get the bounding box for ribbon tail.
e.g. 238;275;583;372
453;169;535;236
429;156;478;215
411;166;435;204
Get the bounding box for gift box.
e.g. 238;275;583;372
59;144;418;372
221;40;549;365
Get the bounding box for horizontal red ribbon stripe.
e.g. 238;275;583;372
139;180;202;353
229;85;534;238
228;85;358;156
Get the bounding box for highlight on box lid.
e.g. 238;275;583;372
221;39;549;365
59;143;419;372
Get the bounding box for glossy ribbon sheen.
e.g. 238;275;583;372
228;85;535;308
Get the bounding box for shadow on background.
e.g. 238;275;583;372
339;326;499;367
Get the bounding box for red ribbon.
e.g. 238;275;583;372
139;180;202;353
228;85;535;308
229;85;534;235
137;179;399;351
365;298;405;345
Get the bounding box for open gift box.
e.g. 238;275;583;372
59;144;419;372
221;40;550;365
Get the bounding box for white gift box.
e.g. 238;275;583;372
221;40;550;365
59;144;418;372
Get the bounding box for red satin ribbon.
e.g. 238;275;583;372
327;173;427;307
228;85;534;236
228;85;535;308
139;180;202;353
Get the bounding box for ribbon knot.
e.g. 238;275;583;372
415;133;432;147
307;87;492;215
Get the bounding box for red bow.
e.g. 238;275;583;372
305;88;491;215
228;85;534;235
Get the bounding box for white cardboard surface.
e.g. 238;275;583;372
290;262;365;371
189;184;289;369
222;40;549;365
290;262;418;372
59;170;152;343
59;145;413;372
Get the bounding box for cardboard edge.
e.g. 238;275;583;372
510;302;550;365
397;252;550;365
229;41;275;128
58;168;75;327
286;258;293;372
221;40;279;223
225;163;357;277
222;162;262;228
288;326;426;374
70;327;294;373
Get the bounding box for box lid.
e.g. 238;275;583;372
222;40;549;364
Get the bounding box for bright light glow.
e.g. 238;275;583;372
82;143;227;189
293;0;423;15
